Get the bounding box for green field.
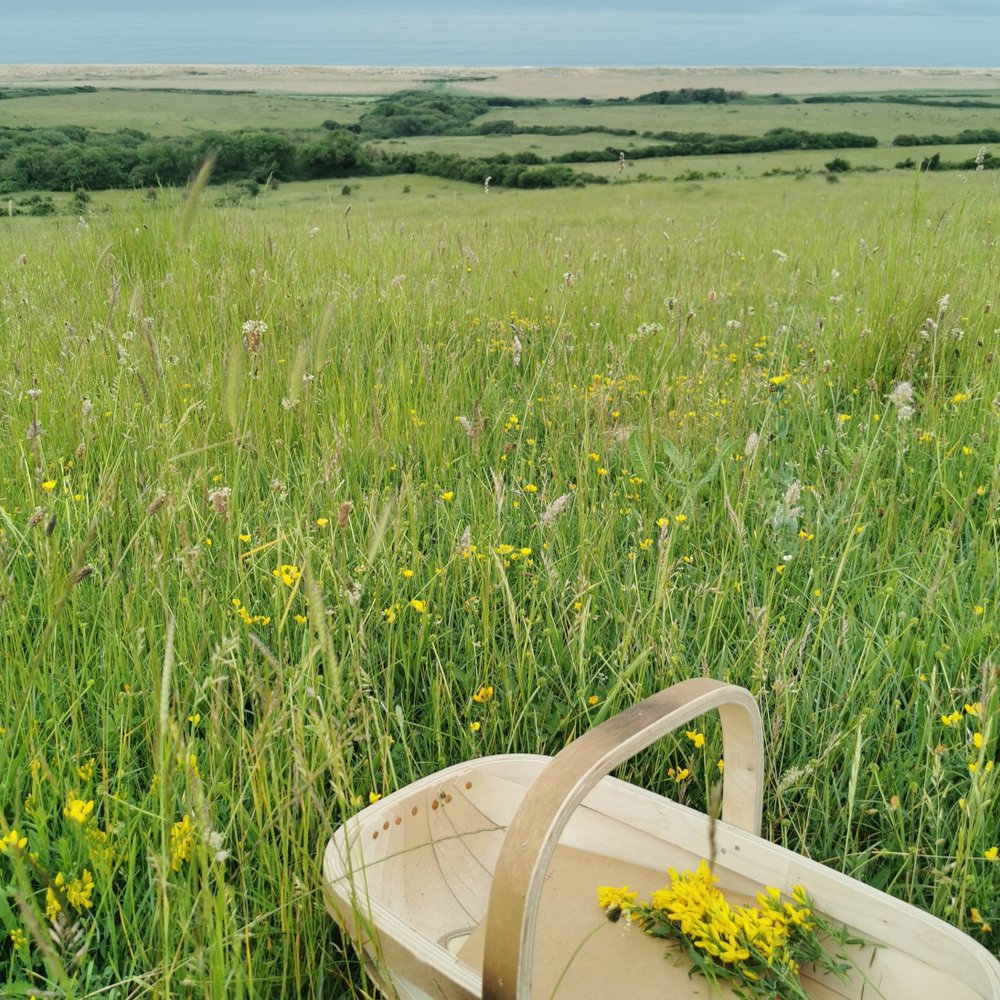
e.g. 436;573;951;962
0;80;999;998
474;95;1000;145
3;84;1000;143
0;88;367;134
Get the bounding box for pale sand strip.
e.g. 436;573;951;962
0;64;998;99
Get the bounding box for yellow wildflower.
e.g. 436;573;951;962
410;598;428;614
170;815;194;871
64;796;94;824
985;846;999;861
596;885;638;911
685;729;706;749
272;564;301;587
0;829;27;853
316;517;330;527
64;869;95;911
41;480;57;491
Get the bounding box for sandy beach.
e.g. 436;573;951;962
1;64;998;99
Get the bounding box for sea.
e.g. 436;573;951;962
1;0;997;68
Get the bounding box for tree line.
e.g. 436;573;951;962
0;123;612;195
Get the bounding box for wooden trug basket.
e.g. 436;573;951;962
323;678;1000;999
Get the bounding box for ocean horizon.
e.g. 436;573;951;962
2;2;999;70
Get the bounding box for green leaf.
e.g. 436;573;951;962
628;431;655;486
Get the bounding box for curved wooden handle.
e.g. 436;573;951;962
481;678;764;1000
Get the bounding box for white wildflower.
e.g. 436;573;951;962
888;381;916;422
242;319;267;353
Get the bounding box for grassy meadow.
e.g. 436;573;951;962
0;89;368;135
0;80;999;997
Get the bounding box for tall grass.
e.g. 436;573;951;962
0;171;997;996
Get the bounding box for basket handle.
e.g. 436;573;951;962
481;678;764;1000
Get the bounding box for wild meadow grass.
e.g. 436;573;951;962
0;170;998;996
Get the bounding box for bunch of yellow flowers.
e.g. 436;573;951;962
598;861;859;999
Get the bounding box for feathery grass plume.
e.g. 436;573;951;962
455;525;472;558
337;501;354;529
771;481;803;534
47;910;86;967
69;565;95;586
284;342;310;409
178;153;215;243
540;493;572;528
146;490;168;517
